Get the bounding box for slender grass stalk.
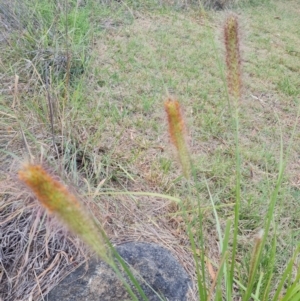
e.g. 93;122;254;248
206;179;223;250
193;13;242;297
190;170;208;301
207;177;233;300
254;272;264;299
223;15;243;295
230;110;241;289
187;213;208;300
207;251;228;301
221;220;232;300
92;191;182;203
261;235;276;301
64;0;70;103
164;96;208;297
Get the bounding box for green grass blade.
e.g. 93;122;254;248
272;245;300;301
105;238;150;301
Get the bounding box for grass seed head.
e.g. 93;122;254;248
248;229;264;285
224;15;242;100
164;98;191;179
18;163;109;263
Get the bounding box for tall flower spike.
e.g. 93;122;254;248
224;15;242;100
18;164;110;263
164;98;191;179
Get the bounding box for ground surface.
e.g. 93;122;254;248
1;0;300;300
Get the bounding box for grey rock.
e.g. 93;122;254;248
47;242;191;301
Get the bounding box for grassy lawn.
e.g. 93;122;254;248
1;0;300;299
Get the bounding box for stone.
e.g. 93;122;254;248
47;242;191;301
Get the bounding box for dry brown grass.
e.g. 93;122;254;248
0;160;199;300
0;175;88;301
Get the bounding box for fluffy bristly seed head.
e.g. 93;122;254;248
224;15;242;100
18;164;110;263
164;98;191;179
248;229;264;285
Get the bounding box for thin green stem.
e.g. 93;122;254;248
230;107;241;293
